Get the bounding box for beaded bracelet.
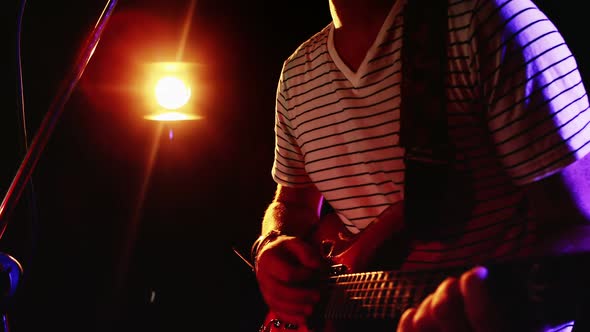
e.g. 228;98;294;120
250;229;282;268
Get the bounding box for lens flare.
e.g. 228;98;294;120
154;76;191;110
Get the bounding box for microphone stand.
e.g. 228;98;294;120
0;1;119;330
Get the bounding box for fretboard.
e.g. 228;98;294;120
324;266;464;321
322;252;590;327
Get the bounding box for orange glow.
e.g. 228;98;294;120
143;61;203;121
144;111;203;121
78;8;216;126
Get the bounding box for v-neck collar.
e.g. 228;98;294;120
327;0;403;87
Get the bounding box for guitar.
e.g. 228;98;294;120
260;203;590;332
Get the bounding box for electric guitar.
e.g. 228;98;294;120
260;203;590;332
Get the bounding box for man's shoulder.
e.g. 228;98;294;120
283;23;332;68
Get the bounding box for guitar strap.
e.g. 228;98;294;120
400;0;449;155
400;0;456;238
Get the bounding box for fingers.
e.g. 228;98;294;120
255;236;327;326
430;277;471;332
257;237;327;285
460;266;503;332
408;294;438;332
399;266;503;332
397;307;418;332
282;236;326;270
398;276;470;332
258;276;321;311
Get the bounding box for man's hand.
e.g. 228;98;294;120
397;266;504;332
255;235;329;326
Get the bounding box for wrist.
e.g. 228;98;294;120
250;229;283;267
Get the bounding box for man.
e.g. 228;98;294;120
252;0;590;331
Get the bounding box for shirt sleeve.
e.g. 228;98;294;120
476;0;590;185
271;63;314;188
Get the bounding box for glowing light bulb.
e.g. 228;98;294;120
154;76;191;110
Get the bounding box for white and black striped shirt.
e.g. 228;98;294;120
272;0;590;270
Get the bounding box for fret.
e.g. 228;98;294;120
384;272;395;320
411;271;425;308
377;272;387;319
366;272;378;318
342;274;355;320
394;272;404;319
353;274;366;318
348;274;361;319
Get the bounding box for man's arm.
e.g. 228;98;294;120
260;184;324;238
253;184;327;325
522;152;590;254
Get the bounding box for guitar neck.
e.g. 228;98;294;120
322;252;590;326
323;265;463;321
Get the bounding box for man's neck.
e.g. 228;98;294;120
328;0;397;72
329;0;396;30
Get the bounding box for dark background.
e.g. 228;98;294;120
0;1;586;331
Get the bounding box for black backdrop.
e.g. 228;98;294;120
0;1;586;331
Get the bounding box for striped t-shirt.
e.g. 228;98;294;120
271;0;590;270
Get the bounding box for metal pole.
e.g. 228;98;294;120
0;0;120;239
